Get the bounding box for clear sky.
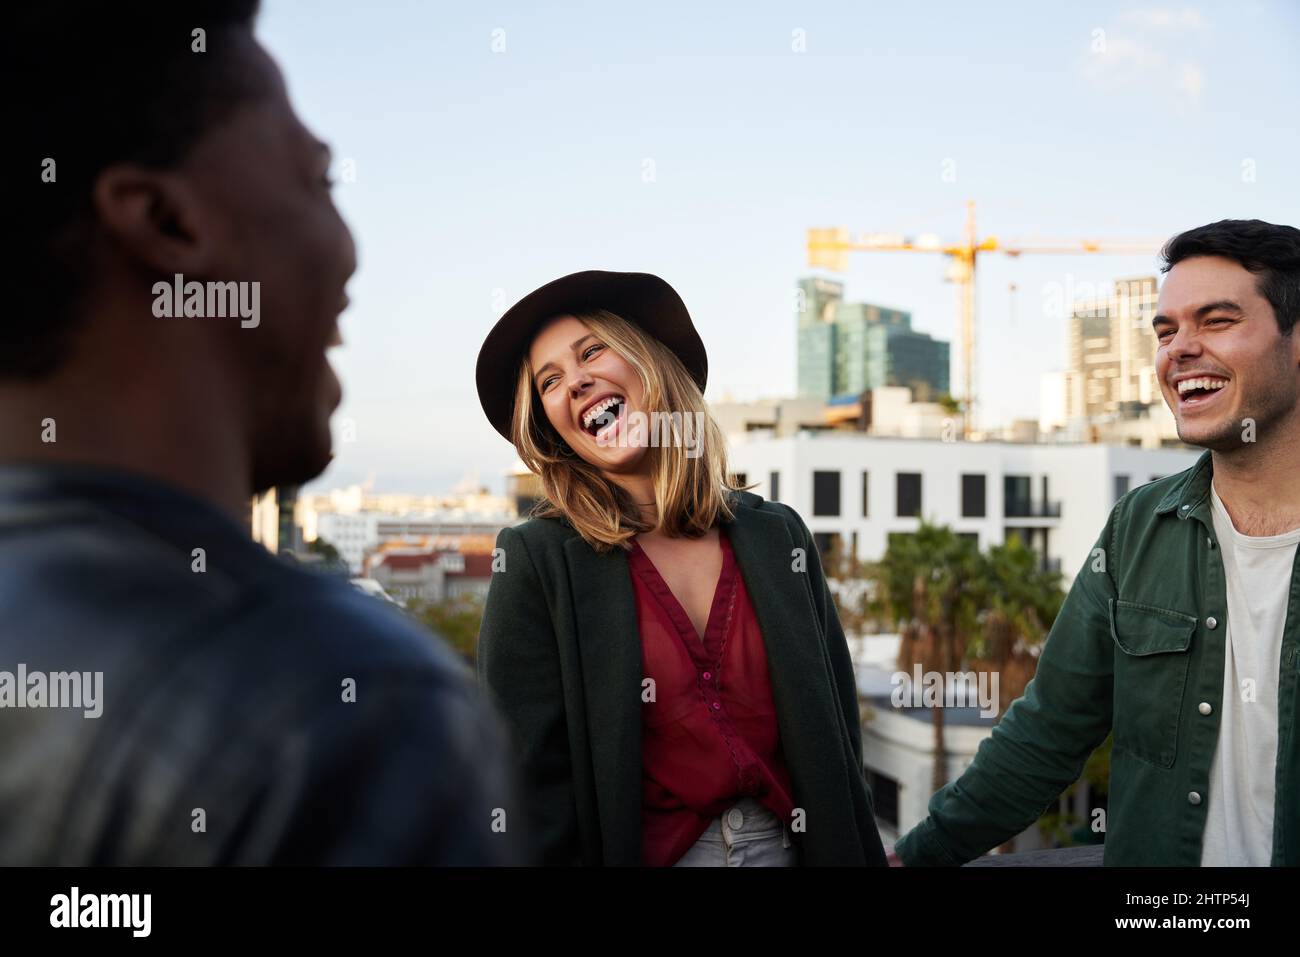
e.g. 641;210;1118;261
255;0;1300;495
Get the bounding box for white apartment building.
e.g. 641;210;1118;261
729;433;1201;586
315;512;381;573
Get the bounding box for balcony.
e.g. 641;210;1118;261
1003;500;1062;519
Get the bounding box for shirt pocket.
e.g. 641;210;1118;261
1108;599;1196;769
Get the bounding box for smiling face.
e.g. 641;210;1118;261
175;38;356;491
1154;255;1300;450
238;43;355;488
528;315;649;475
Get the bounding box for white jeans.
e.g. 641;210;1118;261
672;797;798;867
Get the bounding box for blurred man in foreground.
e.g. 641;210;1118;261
0;1;521;864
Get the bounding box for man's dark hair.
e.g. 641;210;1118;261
9;1;264;380
1160;219;1300;336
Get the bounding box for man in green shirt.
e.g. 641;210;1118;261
895;219;1300;866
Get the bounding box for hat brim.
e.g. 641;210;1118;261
475;270;708;441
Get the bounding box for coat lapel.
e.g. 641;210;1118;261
724;497;866;862
562;537;644;864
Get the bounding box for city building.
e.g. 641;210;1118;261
710;395;833;442
365;546;494;606
315;511;509;574
795;276;842;399
833;387;954;439
301;483;514;574
710;387;954;444
505;458;545;517
249;485;303;554
1063;275;1161;421
795;277;950;402
1035;275;1191;450
728;432;1200;587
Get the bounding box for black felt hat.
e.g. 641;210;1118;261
475;270;708;441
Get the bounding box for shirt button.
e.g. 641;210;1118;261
702;671;712;681
1181;504;1191;511
1206;617;1218;629
727;807;745;831
712;701;722;711
1188;791;1202;806
1199;702;1212;715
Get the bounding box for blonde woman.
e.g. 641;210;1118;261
475;271;885;867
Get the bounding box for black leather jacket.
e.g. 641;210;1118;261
0;463;525;864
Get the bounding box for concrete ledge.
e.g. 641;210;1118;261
964;844;1105;867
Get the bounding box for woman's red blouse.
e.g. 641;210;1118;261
628;528;796;867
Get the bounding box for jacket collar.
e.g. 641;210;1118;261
1155;449;1214;520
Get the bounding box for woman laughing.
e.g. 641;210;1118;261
475;270;886;867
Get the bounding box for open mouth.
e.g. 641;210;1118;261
580;394;625;438
1176;376;1229;408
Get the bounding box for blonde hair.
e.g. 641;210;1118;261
511;309;744;552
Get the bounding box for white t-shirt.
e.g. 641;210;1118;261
1200;483;1300;866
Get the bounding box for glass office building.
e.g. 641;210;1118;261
795;277;949;401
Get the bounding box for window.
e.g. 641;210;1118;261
896;472;922;518
1004;475;1031;517
961;473;986;518
812;470;841;517
812;532;841;564
769;470;781;502
1114;474;1131;503
861;471;870;517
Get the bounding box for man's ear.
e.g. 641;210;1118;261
91;163;219;278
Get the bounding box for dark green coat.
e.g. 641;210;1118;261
478;490;887;866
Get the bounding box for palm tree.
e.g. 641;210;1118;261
967;537;1065;853
968;537;1064;714
873;523;985;792
871;526;1067;796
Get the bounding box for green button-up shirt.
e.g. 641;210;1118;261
897;451;1300;866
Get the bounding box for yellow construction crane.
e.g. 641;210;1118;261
807;201;1161;437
